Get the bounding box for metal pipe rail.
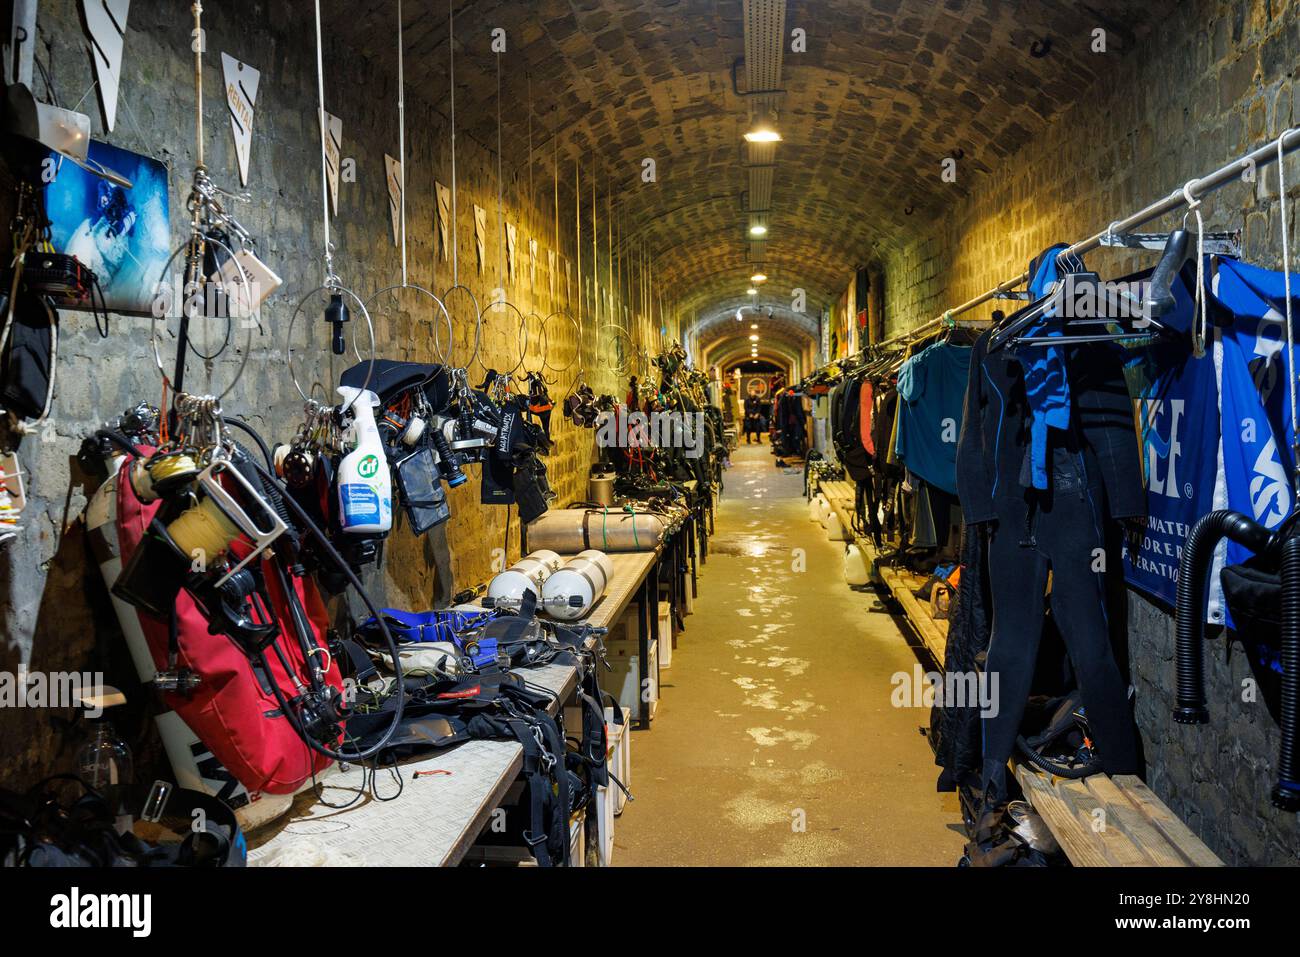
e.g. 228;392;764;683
868;125;1300;352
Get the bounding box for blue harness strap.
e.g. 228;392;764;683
360;608;499;666
1020;244;1073;489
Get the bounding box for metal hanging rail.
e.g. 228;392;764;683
871;125;1300;352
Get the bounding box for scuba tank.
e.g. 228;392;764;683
541;549;612;621
486;549;564;612
336;386;392;534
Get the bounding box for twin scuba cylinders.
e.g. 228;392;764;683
484;548;613;620
486;549;564;612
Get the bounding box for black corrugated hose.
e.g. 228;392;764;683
1173;510;1274;724
1173;508;1300;810
1275;533;1300;810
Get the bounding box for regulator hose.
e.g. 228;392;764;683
222;416;274;471
1173;510;1274;724
1015;735;1101;780
1274;534;1300;811
94;428;147;459
246;454;406;764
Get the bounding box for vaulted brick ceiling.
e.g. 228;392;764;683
331;0;1173;360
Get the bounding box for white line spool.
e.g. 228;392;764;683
486;549;563;611
542;549;612;620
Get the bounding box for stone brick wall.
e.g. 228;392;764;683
880;0;1300;863
0;0;632;788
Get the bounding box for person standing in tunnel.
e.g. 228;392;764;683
743;393;767;444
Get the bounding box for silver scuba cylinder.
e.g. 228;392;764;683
541;549;612;621
485;549;564;611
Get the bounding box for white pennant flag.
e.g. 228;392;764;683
221;54;259;186
505;222;518;280
322;110;342;216
529;237;538;289
384;154;402;245
548;249;556;300
82;0;129;132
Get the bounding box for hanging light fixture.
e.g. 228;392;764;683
747;286;758;296
744;108;782;143
748;223;767;237
749;334;759;342
750;271;767;283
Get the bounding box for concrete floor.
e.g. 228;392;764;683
613;440;967;866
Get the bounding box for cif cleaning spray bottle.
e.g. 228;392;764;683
336;386;392;534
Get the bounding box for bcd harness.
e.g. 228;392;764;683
349;590;626;866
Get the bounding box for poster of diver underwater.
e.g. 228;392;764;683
44;140;171;316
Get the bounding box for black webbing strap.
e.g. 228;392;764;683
508;716;553;868
340;638;379;684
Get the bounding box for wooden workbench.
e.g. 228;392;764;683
247;551;661;867
246;660;574;867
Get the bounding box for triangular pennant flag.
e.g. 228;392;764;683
548;249;557;300
221;53;259;186
505;222;518;281
529;237;538;290
82;0;130;132
473;205;487;273
322;110;342;216
384;154;402;245
565;258;572;304
435;182;451;260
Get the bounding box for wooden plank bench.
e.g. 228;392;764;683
810;478;950;663
1014;764;1224;867
876;562;948;664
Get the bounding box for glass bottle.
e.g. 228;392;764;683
77;720;134;834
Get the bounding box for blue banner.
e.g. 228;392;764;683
1211;260;1300;592
1121;272;1221;610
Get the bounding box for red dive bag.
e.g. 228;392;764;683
115;459;340;794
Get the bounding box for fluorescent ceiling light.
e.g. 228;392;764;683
749;334;759;341
750;323;758;329
748;224;767;237
747;287;758;295
750;272;767;283
744;110;782;143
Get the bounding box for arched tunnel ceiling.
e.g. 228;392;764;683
691;298;817;365
331;0;1174;353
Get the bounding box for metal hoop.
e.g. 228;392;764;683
286;283;376;416
440;283;482;371
598;322;632;376
149;234;255;401
519;312;549;376
480;298;529;376
365;282;454;368
541;311;578;374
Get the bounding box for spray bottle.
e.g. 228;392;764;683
336;387;392;534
